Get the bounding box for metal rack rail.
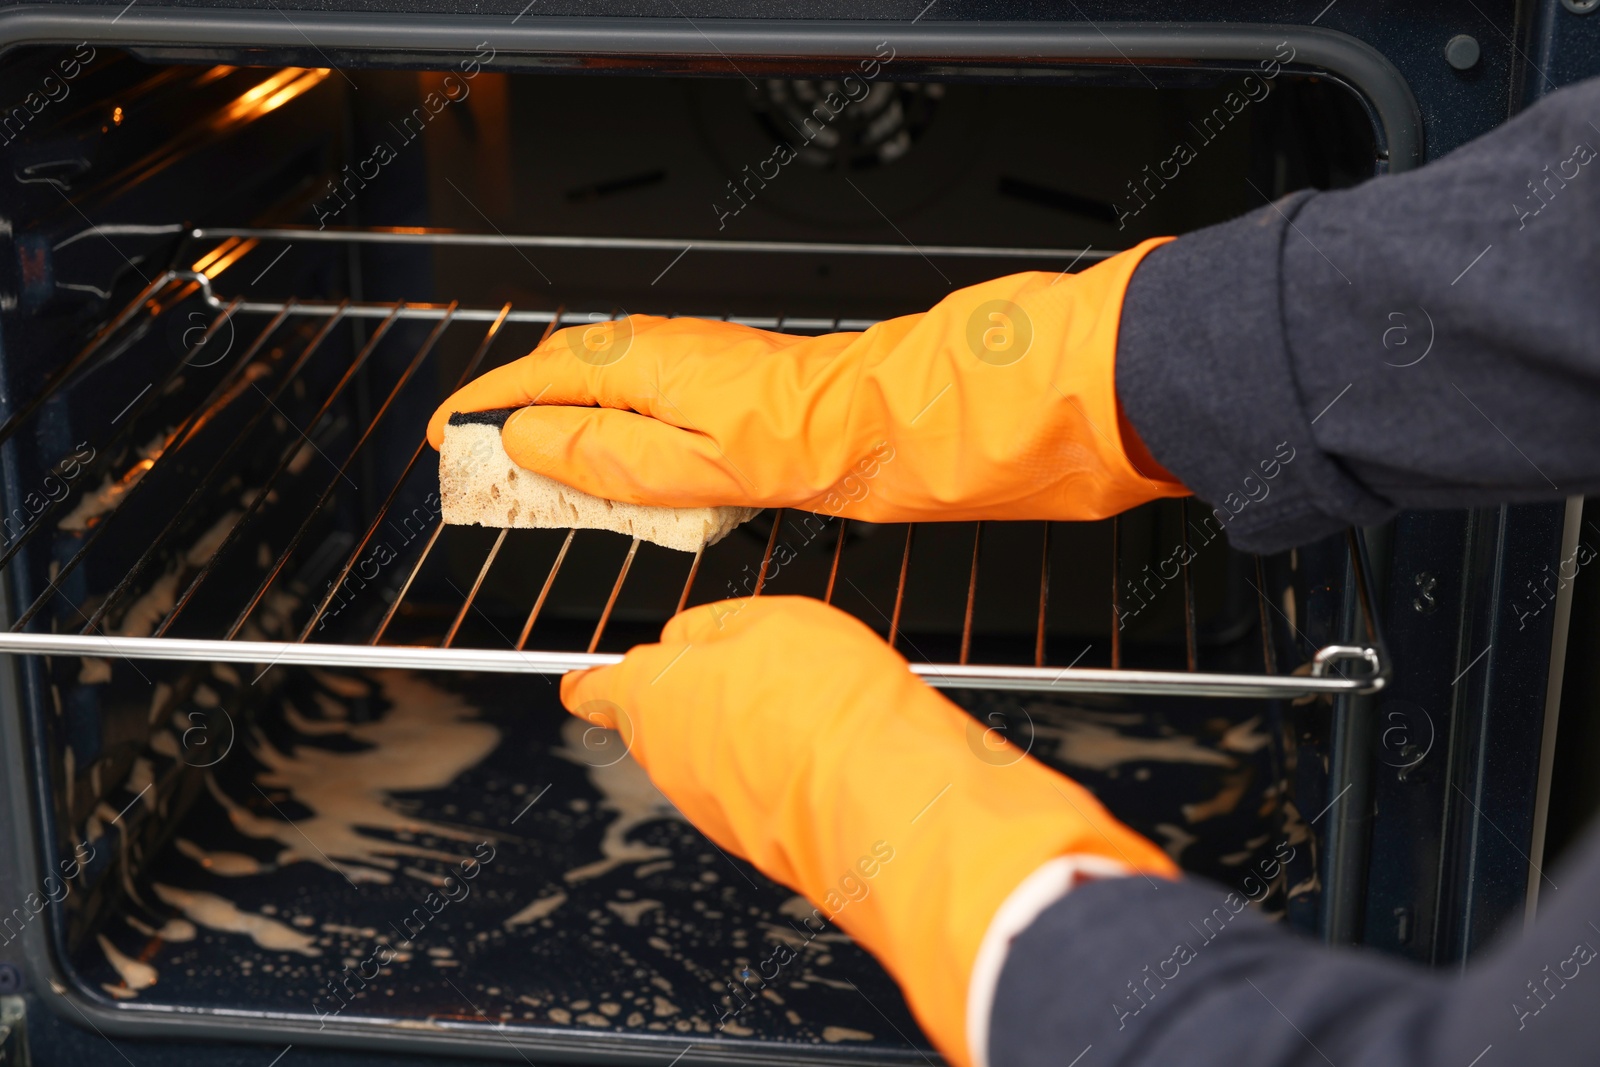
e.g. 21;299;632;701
0;229;1389;698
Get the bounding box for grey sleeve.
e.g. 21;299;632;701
988;820;1600;1067
1116;75;1600;554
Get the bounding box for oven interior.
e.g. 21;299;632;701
0;44;1385;1061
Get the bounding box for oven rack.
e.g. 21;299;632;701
0;227;1389;699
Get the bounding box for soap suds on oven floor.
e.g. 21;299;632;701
151;882;321;956
203;671;500;884
504;890;566;927
173;837;265;875
97;934;157;999
551;715;681;883
80;667;1283;1054
81;667;922;1050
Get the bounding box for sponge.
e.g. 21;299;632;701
438;410;760;553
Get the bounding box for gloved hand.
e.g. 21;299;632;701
560;596;1177;1066
427;239;1186;523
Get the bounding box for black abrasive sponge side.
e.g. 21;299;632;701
447;408;515;428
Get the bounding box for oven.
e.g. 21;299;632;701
0;4;1594;1064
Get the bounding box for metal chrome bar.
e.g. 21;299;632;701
675;548;704;616
752;510;784;597
9;301;311;632
149;305;405;638
195;225;1111;264
1180;500;1198;672
298;304;516;641
1347;528;1384;647
824;518;846;605
1337;528;1391;684
588;537;641;654
177;269;875;332
517;530;575;651
0;296;247;570
1110;515;1122;670
1035;521;1050;669
1255;555;1277;674
444;529;508;649
961;522;982;666
229;305;458;640
370;520;443;646
889;524;915;651
0;632;1388;698
219;301;872;333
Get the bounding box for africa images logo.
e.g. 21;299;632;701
965;300;1034;367
564;314;634;368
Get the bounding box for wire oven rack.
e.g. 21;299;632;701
0;225;1388;699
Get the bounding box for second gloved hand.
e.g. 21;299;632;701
560;596;1177;1067
427;240;1186;523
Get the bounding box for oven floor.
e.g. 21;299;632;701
70;663;1295;1059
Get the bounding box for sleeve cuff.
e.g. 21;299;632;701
1115;197;1394;554
966;854;1132;1067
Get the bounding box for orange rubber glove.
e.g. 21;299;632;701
560;596;1177;1066
427;239;1186;523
